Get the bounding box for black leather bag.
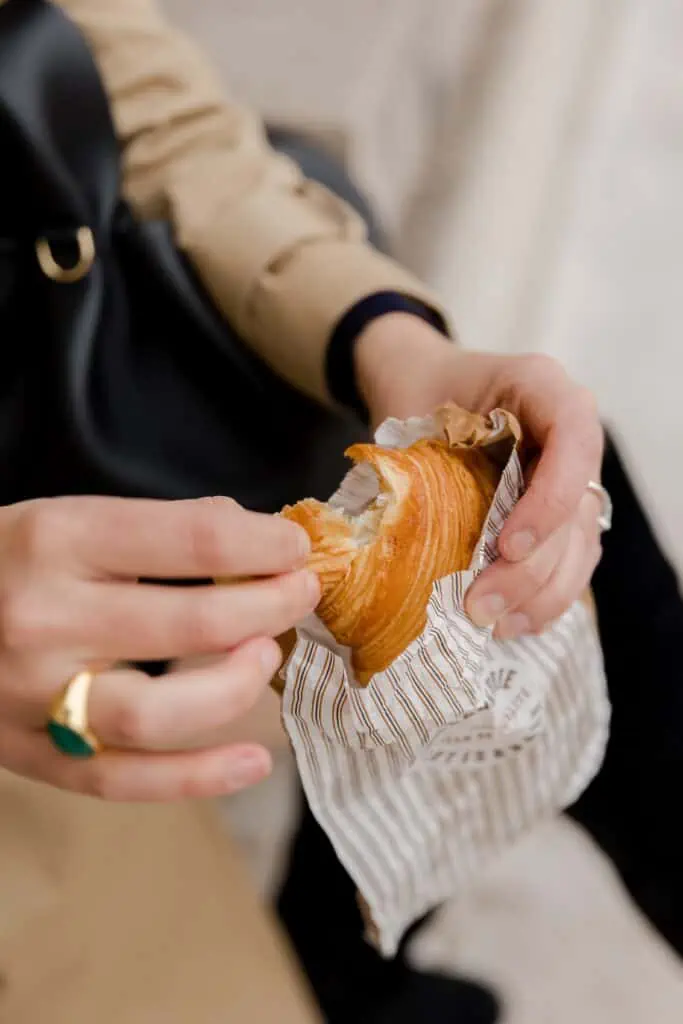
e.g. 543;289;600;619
0;0;362;510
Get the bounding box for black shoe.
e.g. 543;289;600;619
344;969;500;1024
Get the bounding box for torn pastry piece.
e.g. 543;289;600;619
281;413;501;685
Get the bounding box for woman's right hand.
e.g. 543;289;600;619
0;495;319;801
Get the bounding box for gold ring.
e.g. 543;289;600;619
36;226;96;284
47;670;102;758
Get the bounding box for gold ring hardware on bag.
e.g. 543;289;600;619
36;226;95;284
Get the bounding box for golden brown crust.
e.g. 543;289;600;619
281;430;500;685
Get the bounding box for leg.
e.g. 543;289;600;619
568;434;683;955
269;132;499;1023
277;791;499;1024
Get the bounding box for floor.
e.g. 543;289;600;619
412;820;683;1024
223;0;683;1019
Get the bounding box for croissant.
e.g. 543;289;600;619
281;423;500;685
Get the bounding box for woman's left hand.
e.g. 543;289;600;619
354;313;605;640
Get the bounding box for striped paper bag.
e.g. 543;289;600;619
281;409;610;956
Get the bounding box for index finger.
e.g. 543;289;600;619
59;496;311;579
499;395;603;561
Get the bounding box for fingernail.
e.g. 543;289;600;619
496;612;530;641
260;641;282;675
302;569;321;605
228;751;271;790
296;527;312;561
505;530;536;561
468;593;506;627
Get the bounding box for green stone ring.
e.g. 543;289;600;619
47;670;102;759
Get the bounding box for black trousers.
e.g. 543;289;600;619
272;135;683;995
567;438;683;949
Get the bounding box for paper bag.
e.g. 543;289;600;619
280;408;610;956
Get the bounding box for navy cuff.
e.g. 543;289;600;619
325;291;450;421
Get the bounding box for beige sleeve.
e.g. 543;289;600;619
54;0;450;403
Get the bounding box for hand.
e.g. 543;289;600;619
354;314;604;638
0;496;318;800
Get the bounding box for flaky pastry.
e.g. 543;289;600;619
281;410;501;685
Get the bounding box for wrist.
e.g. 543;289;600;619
354;313;454;414
326;294;450;419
